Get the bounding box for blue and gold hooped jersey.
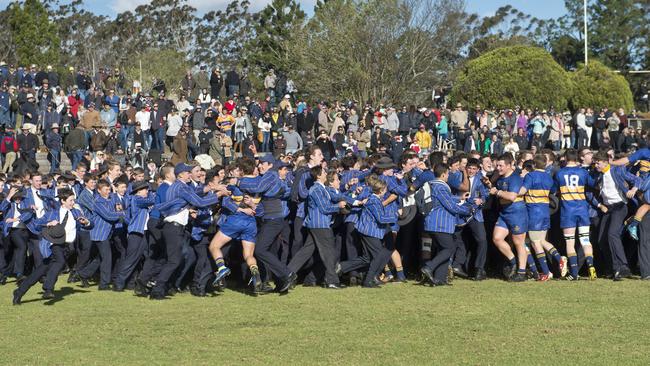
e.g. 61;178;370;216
523;170;554;208
495;172;526;215
554;166;590;209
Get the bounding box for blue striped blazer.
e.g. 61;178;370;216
304;182;341;229
355;194;397;239
157;180;219;218
424;180;474;234
90;195;126;241
127;194;155;234
2;199;36;237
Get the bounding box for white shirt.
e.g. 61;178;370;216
166;114;183;137
12;201;22;228
32;188;45;218
60;207;77;243
601;169;624;205
164;209;189;226
135;110;150;131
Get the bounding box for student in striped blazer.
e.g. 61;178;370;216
421;163;475;286
339;174;395;288
77;179;126;290
69;173;98;284
288;165;347;289
111;178;129;285
3;186;33;283
113;180;155;292
13;188;91;304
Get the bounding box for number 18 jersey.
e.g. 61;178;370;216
554;165;592;228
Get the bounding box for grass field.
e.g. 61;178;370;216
1;277;650;365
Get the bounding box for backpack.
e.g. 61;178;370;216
290;166;310;203
415;181;433;215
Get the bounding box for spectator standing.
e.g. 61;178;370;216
45;123;62;173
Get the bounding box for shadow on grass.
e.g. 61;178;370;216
21;286;91;305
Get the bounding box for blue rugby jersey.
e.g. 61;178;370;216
554;165;593;212
495;172;526;216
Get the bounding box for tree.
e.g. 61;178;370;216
245;0;306;73
192;0;255;68
123;49;190;96
7;0;61;66
450;46;573;110
570;60;634;111
290;0;475;104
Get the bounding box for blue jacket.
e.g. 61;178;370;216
467;172;490;223
150;181;171;220
304;182;341;229
2;199;35;237
597;165;641;203
127;194;155;234
355;194;397;239
156;180;219;217
424;180;473;234
37;207;90;258
90;195;126;241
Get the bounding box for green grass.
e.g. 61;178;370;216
1;278;650;365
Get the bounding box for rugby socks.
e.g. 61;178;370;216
508;257;516;267
526;253;539;277
215;257;226;271
536;253;550;275
585;255;594;268
567;252;578;278
396;266;406;281
548;247;562;264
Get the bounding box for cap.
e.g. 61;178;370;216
259;154;276;164
284;94;290;99
174;163;193;176
26;93;34;99
50;123;59;129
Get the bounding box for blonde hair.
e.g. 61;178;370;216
365;174;387;194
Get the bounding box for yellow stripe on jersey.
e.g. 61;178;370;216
525;196;550;204
560;186;585;193
640;160;650;172
561;192;586;201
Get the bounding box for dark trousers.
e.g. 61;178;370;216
16;244;66;296
340;234;391;285
139;219;166;284
639;214;650;277
114;232;147;289
288;228;339;285
173;232;196;289
342;222;361;276
192;237;213;290
10;228;29;276
464;220;487;271
78;240;112;286
0;236;10;275
74;230;92;273
111;228;128;281
290;216;316;283
152;223;185;294
424;232;459;282
255;218;291;281
598;203;628;272
27;232;44;272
